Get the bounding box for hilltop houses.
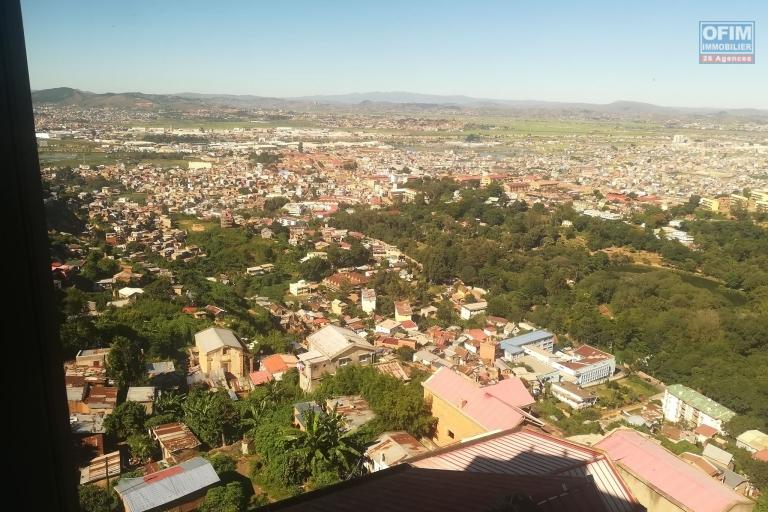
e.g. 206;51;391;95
297;324;376;391
191;327;252;380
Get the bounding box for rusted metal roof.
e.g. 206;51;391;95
151;422;201;453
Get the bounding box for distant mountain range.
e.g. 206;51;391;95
31;87;768;119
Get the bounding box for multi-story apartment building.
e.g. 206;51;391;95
662;384;735;433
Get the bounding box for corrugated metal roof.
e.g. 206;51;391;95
307;324;373;359
151;422;201;454
500;330;554;349
737;429;768;451
422;368;534;432
126;386;155;403
596;429;751;512
115;457;219;512
411;428;639;512
265;465;608;512
194;327;243;354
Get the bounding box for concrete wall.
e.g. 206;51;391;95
202;347;249;378
425;391;484;447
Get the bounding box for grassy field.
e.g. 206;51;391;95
38;140;190;168
38;151;188;168
621;375;662;397
176;217;217;232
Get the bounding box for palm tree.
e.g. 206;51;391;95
240;381;286;435
284;408;362;476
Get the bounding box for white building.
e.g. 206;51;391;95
662;384;736;433
460;301;488;320
361;288;377;314
289;280;313;296
552;344;615;387
736;430;768;454
551;381;598;410
297;325;375;391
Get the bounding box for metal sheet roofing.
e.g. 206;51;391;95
595;429;751;512
422;368;535;432
306;324;372;359
194;327;243;354
665;384;736;421
266;465;608;512
115;457;219;512
151;422;201;453
500;330;554;349
411;428;639;512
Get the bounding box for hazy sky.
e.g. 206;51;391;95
21;0;768;108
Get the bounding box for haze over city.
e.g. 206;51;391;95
13;1;768;511
22;0;768;108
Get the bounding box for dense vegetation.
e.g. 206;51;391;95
331;182;768;433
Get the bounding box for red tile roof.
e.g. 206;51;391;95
694;424;718;438
467;328;487;341
249;371;273;386
261;354;289;375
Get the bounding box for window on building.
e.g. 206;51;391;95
338;357;352;366
358;354;371;364
448;430;455;439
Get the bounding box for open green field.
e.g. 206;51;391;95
175;217;217;232
37;139;189;168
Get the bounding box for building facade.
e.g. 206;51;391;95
297;325;376;391
192;327;252;379
662;384;736;433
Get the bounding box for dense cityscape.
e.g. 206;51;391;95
34;88;768;512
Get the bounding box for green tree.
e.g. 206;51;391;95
144;277;174;300
208;453;237;476
106;336;144;390
61;287;87;316
199;482;247;512
299;257;331;282
127;433;157;463
104;401;147;439
78;484;115;512
284;409;363;477
183;389;239;447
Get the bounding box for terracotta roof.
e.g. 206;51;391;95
394;300;412;316
694;424;718;438
261;354;289;375
249;371;273;386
